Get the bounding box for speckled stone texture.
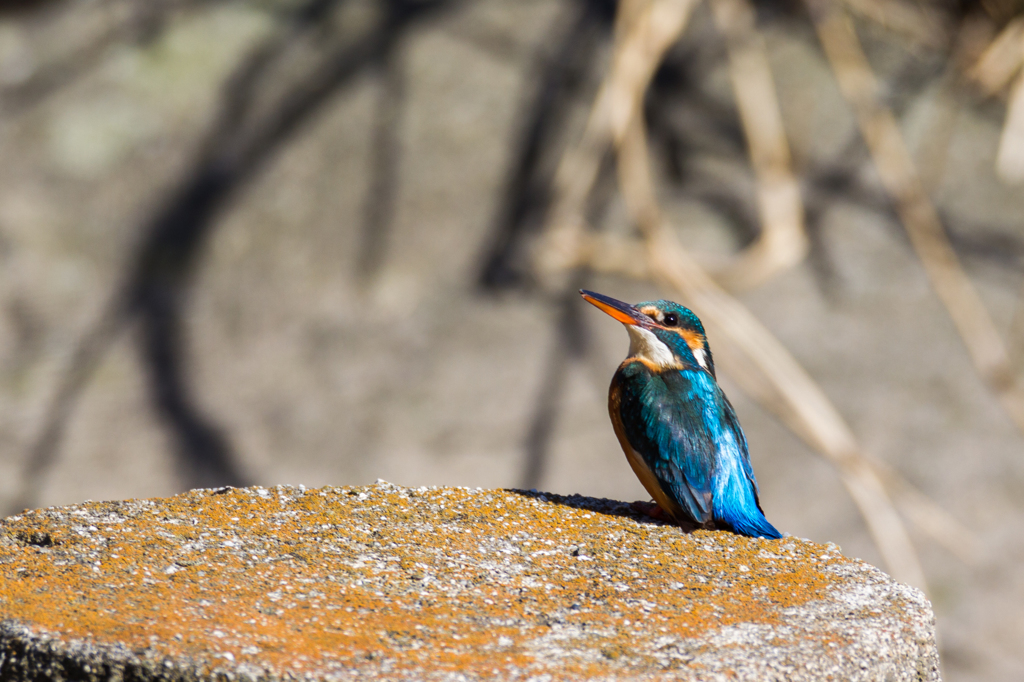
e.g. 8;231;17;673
0;482;939;681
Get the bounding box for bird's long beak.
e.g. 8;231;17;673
580;290;645;326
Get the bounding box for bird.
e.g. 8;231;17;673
580;289;782;539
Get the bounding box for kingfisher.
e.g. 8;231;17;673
581;290;782;539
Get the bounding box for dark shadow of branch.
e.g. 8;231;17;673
477;0;615;292
9;0;458;514
358;39;406;284
8;304;127;513
518;154;615;491
519;278;590;490
127;166;247;490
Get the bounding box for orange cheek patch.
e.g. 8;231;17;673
681;329;705;353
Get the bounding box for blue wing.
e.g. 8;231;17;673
614;362;717;524
614;362;781;539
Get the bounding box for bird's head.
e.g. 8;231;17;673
580;289;713;376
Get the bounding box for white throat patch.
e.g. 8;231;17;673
626;326;677;369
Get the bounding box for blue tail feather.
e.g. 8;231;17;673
712;448;783;539
724;512;783;540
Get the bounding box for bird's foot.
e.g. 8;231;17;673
630;500;671;522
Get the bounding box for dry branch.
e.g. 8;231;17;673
997;72;1024;183
808;0;1024;435
965;14;1024;183
958;13;1024;184
535;0;701;282
966;16;1024;96
708;0;808;292
841;0;948;49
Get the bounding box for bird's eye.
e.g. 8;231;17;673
663;313;678;327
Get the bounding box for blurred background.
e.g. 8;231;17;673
0;0;1023;678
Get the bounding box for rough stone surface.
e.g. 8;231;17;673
0;482;938;681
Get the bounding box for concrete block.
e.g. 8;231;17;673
0;482;939;680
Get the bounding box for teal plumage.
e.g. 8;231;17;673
582;290;782;539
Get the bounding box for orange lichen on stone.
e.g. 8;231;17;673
0;483;937;681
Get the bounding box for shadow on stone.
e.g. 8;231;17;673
506;487;706;533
